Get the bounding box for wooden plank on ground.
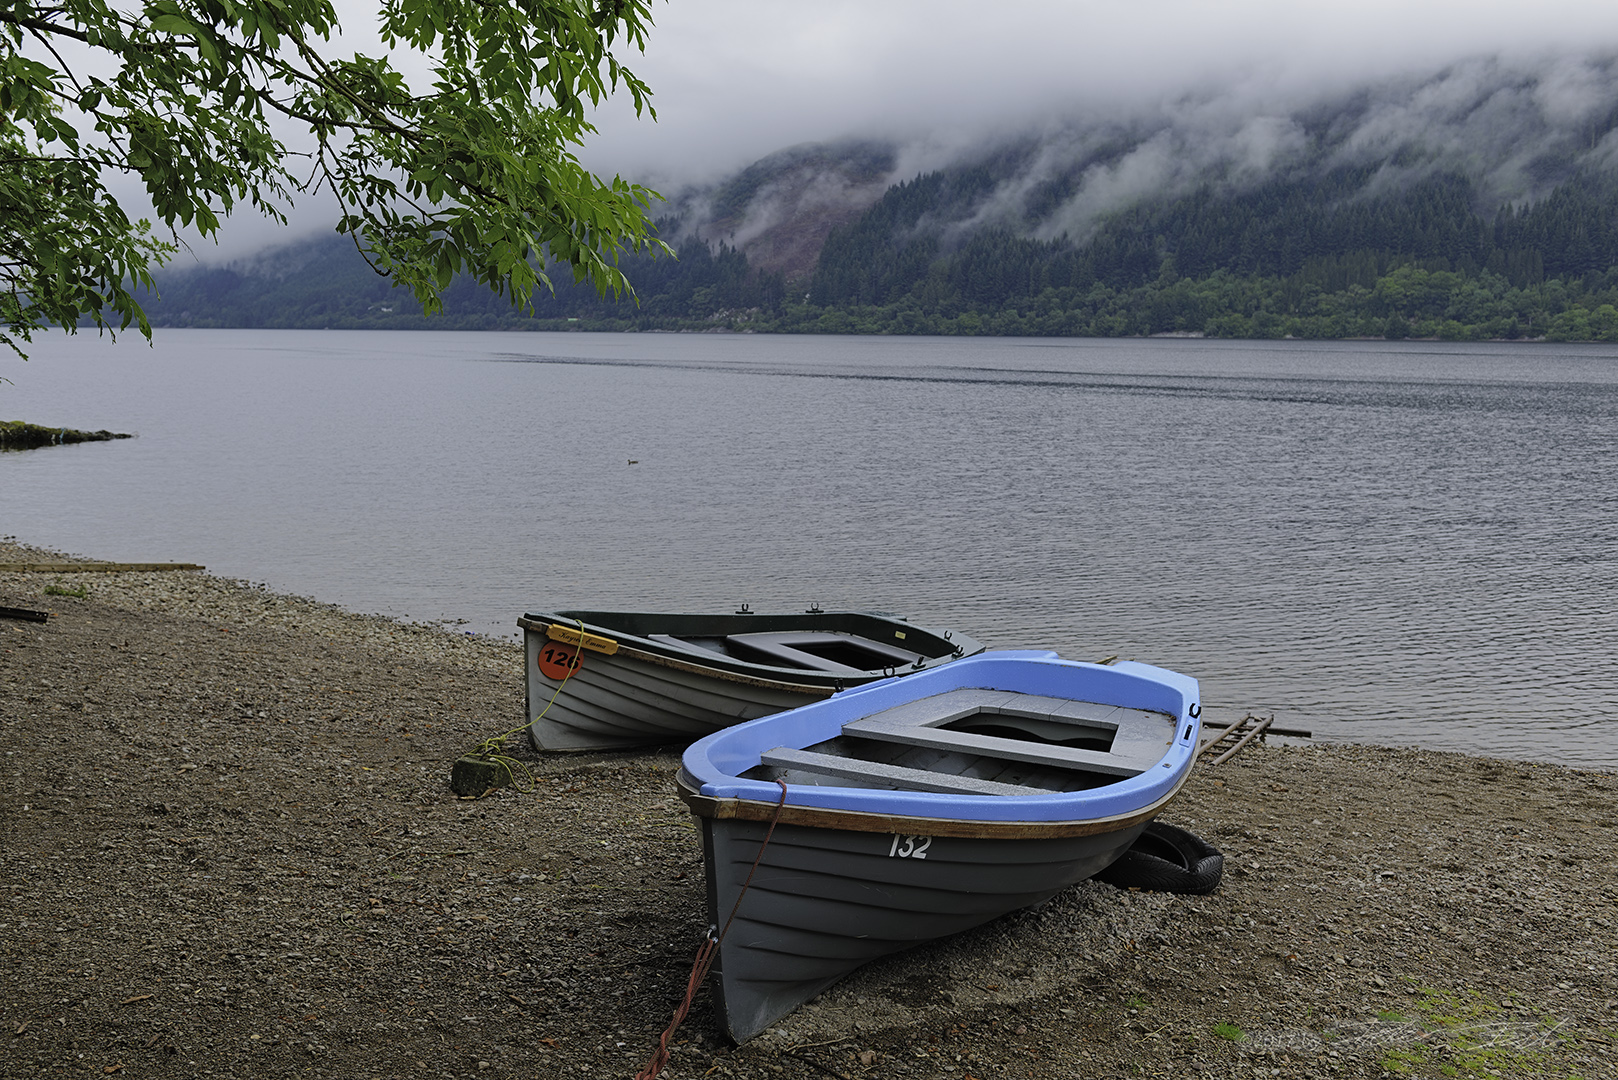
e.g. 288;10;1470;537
1201;719;1313;739
1207;715;1275;765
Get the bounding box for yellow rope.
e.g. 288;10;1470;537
462;618;587;796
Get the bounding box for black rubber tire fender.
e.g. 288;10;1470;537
1094;820;1224;895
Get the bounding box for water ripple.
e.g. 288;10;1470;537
4;331;1616;767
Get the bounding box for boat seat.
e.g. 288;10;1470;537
845;688;1126;729
834;683;1177;777
724;632;925;674
843;689;1176;777
647;633;730;658
842;723;1147;777
759;747;1042;796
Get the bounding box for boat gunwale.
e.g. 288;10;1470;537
675;766;1192;840
518;611;983;690
680;653;1200;821
521;616;840;695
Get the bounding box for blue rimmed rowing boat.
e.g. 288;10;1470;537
676;650;1202;1042
518;609;985;751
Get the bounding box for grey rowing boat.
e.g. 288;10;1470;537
676;650;1202;1041
519;609;985;751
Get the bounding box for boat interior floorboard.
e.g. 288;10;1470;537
758;747;1044;796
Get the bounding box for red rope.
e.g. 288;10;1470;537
634;780;790;1080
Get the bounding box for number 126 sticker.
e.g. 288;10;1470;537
537;641;582;681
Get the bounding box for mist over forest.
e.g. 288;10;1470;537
144;54;1618;341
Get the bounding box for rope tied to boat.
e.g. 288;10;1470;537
460;618;589;795
635;779;790;1080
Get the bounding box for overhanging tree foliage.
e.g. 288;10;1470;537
1;0;665;357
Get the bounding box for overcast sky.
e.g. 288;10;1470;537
581;0;1618;180
169;0;1618;259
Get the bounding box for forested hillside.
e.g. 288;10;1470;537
145;231;782;330
142;62;1618;341
789;166;1618;340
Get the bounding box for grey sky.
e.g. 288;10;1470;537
155;0;1618;259
581;0;1618;183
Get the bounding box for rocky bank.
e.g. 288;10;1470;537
2;543;1615;1080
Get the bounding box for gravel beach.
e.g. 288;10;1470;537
2;541;1615;1080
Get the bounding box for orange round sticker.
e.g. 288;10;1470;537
537;640;582;681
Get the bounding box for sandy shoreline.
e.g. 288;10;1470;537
2;543;1615;1079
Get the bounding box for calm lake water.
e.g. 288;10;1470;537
4;330;1616;767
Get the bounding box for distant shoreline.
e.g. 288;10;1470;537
0;421;132;451
128;322;1573;344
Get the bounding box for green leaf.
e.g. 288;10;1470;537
4;0;663;358
150;13;203;35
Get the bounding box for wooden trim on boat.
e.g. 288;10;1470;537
675;769;1192;840
544;623;620;655
519;616;838;697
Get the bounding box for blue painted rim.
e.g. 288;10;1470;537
682;651;1201;823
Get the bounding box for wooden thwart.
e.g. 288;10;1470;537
760;746;1040;796
844;717;1146;776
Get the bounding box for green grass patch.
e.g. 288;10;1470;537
1415;986;1502;1028
1381;1047;1427;1074
43;582;87;598
1212;1021;1245;1042
1405;986;1571;1078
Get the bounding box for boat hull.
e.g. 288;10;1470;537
521;610;984;752
525;636;828;751
700;815;1147;1042
677;652;1204;1040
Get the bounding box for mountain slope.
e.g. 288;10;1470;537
140;55;1618;339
